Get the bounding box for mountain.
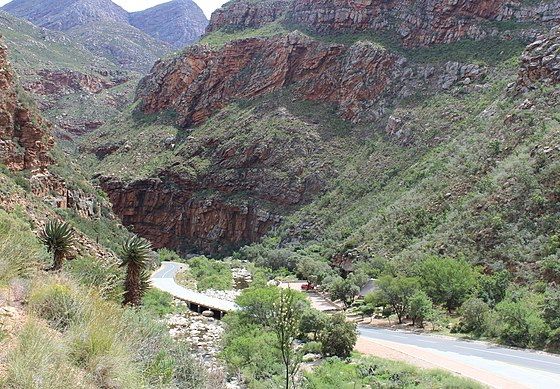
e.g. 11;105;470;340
130;0;208;49
2;0;129;31
83;0;560;275
1;0;208;72
0;11;138;138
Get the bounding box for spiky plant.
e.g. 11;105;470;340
120;236;152;306
39;220;75;271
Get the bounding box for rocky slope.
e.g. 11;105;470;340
0;39;53;170
209;0;560;46
0;11;137;138
517;25;560;91
130;0;208;49
85;2;559;273
2;0;208;72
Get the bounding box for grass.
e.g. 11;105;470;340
304;355;483;388
177;256;234;291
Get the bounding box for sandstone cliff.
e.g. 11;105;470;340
209;0;560;47
0;40;53;170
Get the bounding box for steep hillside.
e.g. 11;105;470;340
0;11;138;138
83;1;559;282
130;0;208;49
2;0;208;72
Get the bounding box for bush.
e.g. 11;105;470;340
66;256;122;301
28;278;85;331
458;297;490;336
324;276;360;309
318;313;357;358
495;289;550;348
142;289;176;317
189;256;233;291
375;275;420;324
409;290;433;328
0;209;48;285
301;341;322;355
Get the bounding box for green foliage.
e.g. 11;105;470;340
318;313;357;359
299;309;328;340
120;236;153;306
478;270;510;307
416;257;479;311
303;356;483;389
141;289;177;317
457;297;491;336
375;276;420;324
271;289;305;388
409;290;433;328
0;208;48;285
324;276;360;309
65;256;122;301
188;256;233;291
28;278;85;331
495;289;550;348
296;257;334;285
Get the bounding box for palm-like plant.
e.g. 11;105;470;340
120;236;152;306
39;220;75;271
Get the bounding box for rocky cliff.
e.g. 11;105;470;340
0;39;53;170
209;0;560;46
138;30;488;127
517;26;560;91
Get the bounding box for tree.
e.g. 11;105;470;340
120;236;152;306
299;308;328;340
326;277;360;309
39;219;75;271
416;256;478;311
318;313;357;358
296;258;333;285
409;290;433;328
271;289;304;389
376;276;419;324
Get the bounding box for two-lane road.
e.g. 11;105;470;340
359;326;560;388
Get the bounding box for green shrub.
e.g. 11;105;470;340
495;289;550;348
28;278;85;331
66;256;122;301
189;256;233;291
2;320;90;389
458;297;490;336
301;341;322;355
409;290;433;328
142;289;176;317
318;313;357;358
299;309;328;340
0;209;48;284
416;257;479;311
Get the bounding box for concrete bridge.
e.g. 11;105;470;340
151;261;238;318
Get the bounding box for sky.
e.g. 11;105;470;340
0;0;229;18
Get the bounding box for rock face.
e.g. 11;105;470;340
517;26;560;91
130;0;208;49
139;32;404;126
209;0;560;47
138;31;489;127
0;40;53;170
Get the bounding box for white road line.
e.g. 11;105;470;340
452;345;560;367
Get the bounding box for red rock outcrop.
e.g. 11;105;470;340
0;40;53;171
209;0;560;47
516;26;560;91
98;104;334;255
138;32;405;126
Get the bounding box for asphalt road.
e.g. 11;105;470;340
151;261;238;312
359;326;560;388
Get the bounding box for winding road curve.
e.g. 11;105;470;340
152;262;560;388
